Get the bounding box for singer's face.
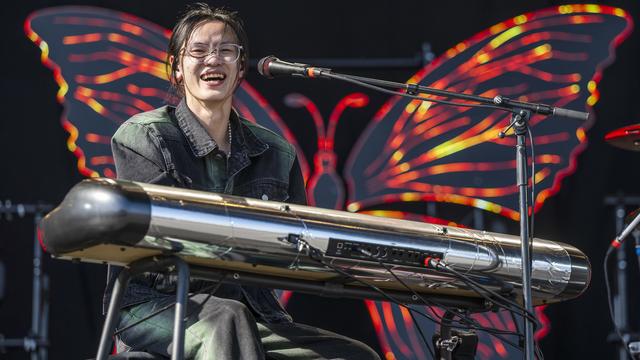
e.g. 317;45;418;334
178;20;243;108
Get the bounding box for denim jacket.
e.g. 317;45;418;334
104;100;307;323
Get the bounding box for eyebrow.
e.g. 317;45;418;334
189;40;235;46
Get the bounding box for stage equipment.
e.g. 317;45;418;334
604;196;640;360
40;178;591;359
605;123;640;152
256;56;590;122
41;178;590;305
257;56;589;359
605;125;640;360
0;201;53;360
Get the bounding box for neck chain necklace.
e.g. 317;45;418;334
226;120;232;159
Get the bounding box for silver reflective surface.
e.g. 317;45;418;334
132;181;590;304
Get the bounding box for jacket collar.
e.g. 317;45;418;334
174;99;268;158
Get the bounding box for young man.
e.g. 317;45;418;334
107;3;380;359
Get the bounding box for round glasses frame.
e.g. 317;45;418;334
183;43;243;63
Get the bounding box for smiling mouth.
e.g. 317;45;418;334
200;72;226;82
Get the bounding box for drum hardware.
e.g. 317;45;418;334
605;123;640;152
604;196;640;360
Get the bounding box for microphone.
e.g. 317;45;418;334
493;95;590;121
553;107;590;122
257;57;590;123
257;56;331;79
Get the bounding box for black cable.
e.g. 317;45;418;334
446;266;539;328
442;263;536;324
352;235;541;353
326;65;547;357
508;309;522;337
507;309;544;360
356;249;443;317
433;268;536;353
356;248;525;337
321;63;551;359
527;127;536;257
604;246;635;359
306;247;437;358
323;72;518;114
431;263;539;343
321;248;527;352
435;261;539;327
309;243;532;355
405;304;436;359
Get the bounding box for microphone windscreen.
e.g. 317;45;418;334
257;56;277;78
554;107;590;121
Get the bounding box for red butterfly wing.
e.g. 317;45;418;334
344;5;632;360
25;6;308;179
26;6;173;178
345;5;632;220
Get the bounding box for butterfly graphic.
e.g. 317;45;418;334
25;4;632;359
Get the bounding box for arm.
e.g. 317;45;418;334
111;122;178;186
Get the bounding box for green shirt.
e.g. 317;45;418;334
204;149;229;193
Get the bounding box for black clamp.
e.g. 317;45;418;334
406;83;420;96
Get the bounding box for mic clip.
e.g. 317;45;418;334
304;66;332;78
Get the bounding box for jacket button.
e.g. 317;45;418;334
261;194;269;201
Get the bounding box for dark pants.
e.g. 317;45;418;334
116;294;380;360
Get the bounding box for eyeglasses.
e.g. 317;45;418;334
184;43;243;63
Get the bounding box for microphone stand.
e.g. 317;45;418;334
297;68;587;360
512;109;535;360
314;71;588;121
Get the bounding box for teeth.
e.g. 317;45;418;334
201;73;225;81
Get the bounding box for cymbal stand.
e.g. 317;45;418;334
604;195;640;360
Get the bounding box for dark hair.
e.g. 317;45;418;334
166;3;249;96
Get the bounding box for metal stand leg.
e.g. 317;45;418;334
0;204;52;359
614;203;630;360
95;256;190;360
38;275;49;360
96;264;131;360
172;259;189;360
30;213;44;360
514;112;535;360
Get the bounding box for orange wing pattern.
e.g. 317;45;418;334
25;6;309;180
345;5;632;221
26;5;632;360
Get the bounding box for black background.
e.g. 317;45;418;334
1;0;639;359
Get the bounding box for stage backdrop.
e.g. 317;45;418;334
1;1;639;359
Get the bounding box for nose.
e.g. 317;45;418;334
203;50;222;65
